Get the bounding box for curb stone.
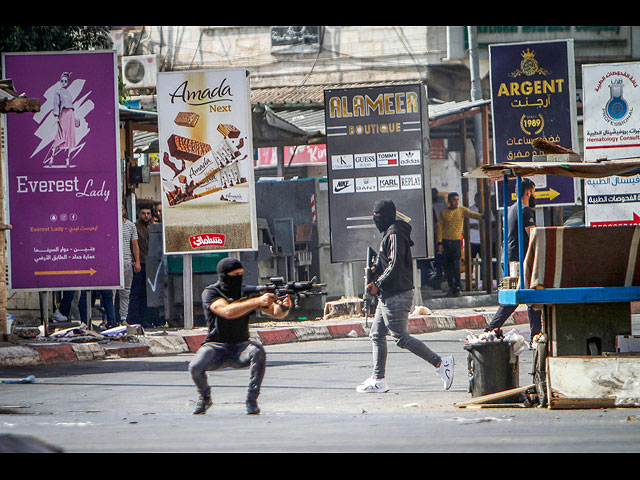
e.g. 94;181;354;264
0;309;529;368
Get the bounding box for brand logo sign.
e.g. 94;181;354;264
399;150;421;165
377;151;398;167
378;175;400;191
332;178;354;194
354;153;376;169
331;154;354;170
189;233;226;248
355;177;378;192
401;174;422;190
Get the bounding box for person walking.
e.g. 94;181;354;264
356;199;454;394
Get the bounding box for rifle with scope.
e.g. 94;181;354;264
242;276;327;310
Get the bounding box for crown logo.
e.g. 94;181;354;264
509;48;550;77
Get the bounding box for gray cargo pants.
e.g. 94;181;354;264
370;290;441;379
189;340;266;402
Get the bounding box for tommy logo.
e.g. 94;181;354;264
190;233;226;248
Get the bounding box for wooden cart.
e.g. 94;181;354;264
465;157;640;408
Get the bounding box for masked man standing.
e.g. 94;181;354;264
189;257;292;415
356;199;454;393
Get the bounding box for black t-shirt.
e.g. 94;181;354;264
202;284;250;344
507;201;536;262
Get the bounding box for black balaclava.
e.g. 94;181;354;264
216;257;244;299
373;199;396;233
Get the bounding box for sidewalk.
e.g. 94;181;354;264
0;303;531;368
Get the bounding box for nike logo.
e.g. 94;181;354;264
334;181;351;192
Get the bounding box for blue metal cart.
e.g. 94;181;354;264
465;157;640;406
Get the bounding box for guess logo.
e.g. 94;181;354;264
190;233;226;248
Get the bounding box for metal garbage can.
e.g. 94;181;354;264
463;341;519;403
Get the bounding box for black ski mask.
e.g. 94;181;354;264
216;257;244;300
373;199;396;233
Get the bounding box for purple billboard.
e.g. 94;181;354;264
2;51;122;290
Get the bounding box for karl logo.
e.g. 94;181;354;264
378;176;399;191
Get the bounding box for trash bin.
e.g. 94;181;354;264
463;341;519;403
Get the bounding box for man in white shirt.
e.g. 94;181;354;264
119;204;141;324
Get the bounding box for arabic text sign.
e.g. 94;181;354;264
489;40;578;208
2;51;122;290
582;62;640;161
582;62;640;226
324;84;427;263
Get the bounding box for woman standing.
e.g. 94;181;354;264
46;72;78;167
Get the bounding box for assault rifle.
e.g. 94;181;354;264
242;276;327;311
363;246;378;327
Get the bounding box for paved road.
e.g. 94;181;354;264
1;325;639;452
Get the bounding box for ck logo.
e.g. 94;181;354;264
333;178;354;194
331;154;354;170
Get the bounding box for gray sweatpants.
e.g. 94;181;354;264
188;340;266;402
370;290;441;379
118;263;134;321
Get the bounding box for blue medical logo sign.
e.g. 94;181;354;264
582;62;640;226
324;84;428;263
490;40;579;208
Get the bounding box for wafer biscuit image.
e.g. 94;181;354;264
174;112;200;127
217;123;240;138
168;134;212;162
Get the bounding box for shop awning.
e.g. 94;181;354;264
0;79;40;114
464;157;640;181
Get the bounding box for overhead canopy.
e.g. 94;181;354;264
0;79;40;114
464;157;640;181
252;103;321;147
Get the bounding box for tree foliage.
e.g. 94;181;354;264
0;26;130;104
0;26;112;53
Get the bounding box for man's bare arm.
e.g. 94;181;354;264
210;293;275;319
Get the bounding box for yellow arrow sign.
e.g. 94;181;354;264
511;188;560;202
35;268;97;276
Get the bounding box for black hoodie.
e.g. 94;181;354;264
373;219;415;299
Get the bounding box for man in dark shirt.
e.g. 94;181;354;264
485;178;542;341
127;206;152;326
188;257;291;415
356;199;454;394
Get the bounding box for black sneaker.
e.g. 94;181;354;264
192;396;212;415
246;399;260;415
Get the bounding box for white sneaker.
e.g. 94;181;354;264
356;376;389;393
52;309;68;323
436;356;454;390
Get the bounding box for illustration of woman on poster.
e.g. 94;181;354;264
45;72;80;168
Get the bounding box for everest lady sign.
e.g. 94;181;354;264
2;51;122;290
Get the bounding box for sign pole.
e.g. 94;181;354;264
183;254;193;329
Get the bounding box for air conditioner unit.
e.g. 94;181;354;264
122;55;157;89
108;30;124;56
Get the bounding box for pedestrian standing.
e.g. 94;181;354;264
127;206;151;327
119;204;141;325
437;192;484;297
